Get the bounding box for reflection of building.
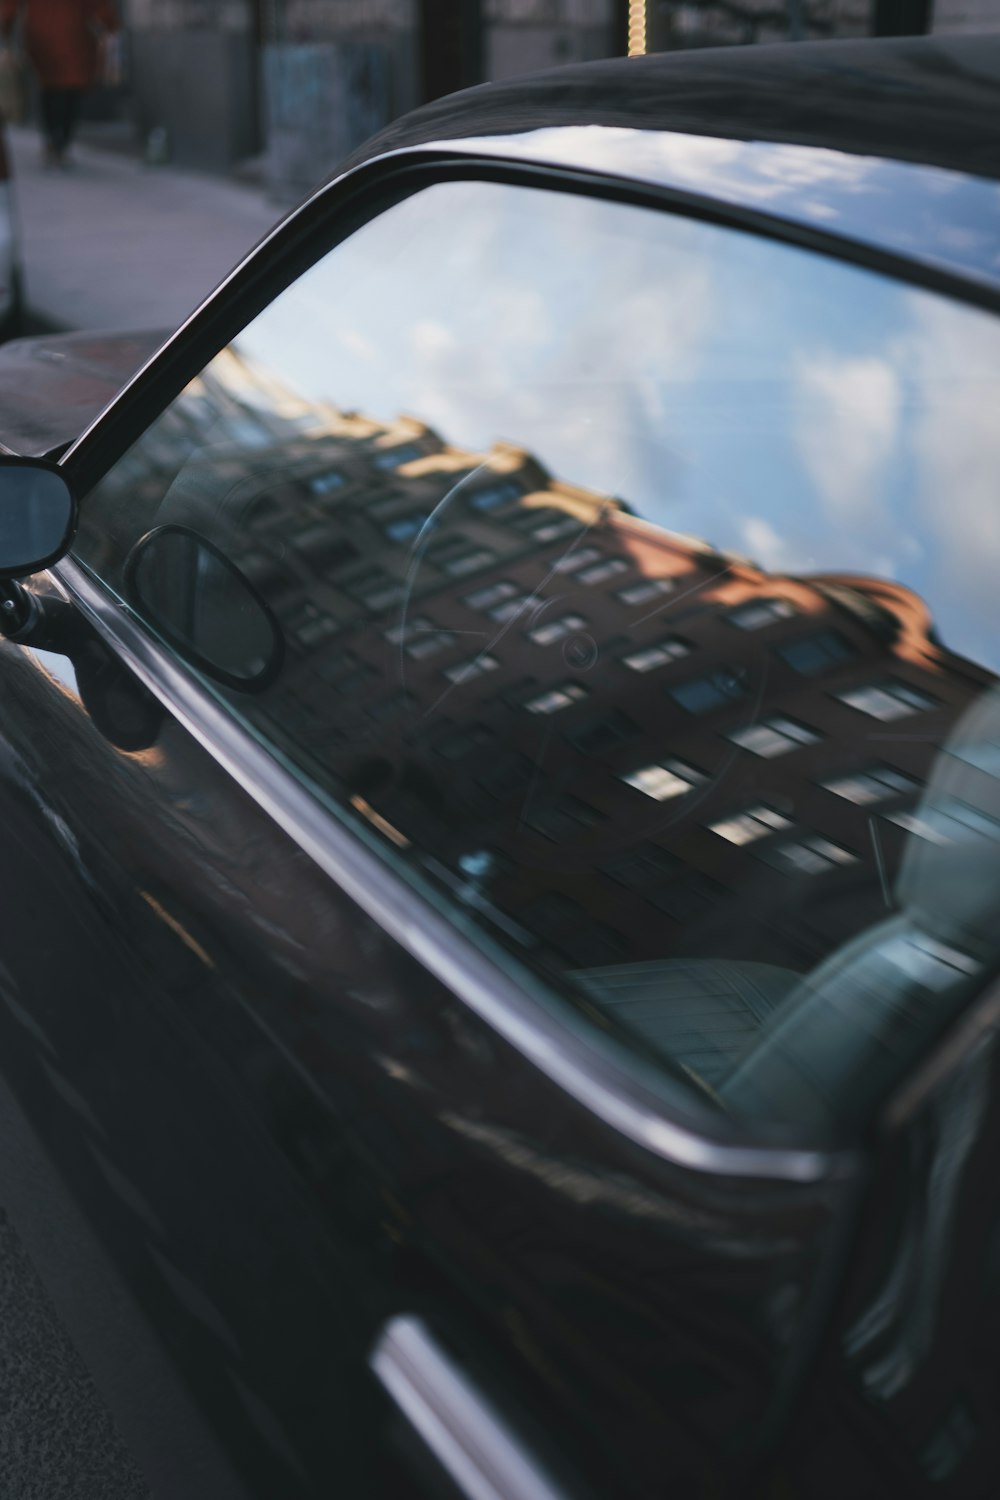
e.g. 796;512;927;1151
92;349;993;997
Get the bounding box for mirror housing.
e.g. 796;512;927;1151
0;456;77;579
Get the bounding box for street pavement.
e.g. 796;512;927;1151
6;125;286;334
0;1204;147;1499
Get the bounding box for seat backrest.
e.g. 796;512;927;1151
720;685;1000;1131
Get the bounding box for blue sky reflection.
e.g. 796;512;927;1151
237;179;1000;672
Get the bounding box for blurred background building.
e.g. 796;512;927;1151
95;0;1000;194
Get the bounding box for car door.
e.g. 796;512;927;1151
3;147;1000;1500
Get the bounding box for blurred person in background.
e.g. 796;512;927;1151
0;0;118;166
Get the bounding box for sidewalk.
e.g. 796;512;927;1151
5;125;287;335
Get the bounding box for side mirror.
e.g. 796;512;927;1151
125;525;284;692
0;457;77;579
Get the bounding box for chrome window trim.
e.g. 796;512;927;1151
371;1315;571;1500
51;557;851;1184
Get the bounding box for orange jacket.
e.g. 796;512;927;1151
1;0;118;90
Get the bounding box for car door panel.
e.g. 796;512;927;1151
0;640;394;1497
0;330;169;459
0;597;855;1498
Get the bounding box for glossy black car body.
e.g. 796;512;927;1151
1;35;1000;1500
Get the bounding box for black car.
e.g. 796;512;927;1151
1;35;999;1500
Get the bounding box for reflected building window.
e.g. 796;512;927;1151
469;480;522;512
489;594;534;622
372;442;423;469
621;637;690;673
438;546;495;577
577;557;629;585
621;760;706;801
523;683;589;715
617;577;677;606
405;631;456;661
354;575;406;612
728;716;820;757
465;580;518;611
778;630;856;676
552;546;602;574
823;766;920;805
758;836;858;875
710;805;793;846
307;470;344;497
838;680;939;720
444;655;500;685
726;598;797;630
385;617;435;646
285;602;338;648
384;511;430;542
529;515;583;543
527;613;587;646
669;670;746;715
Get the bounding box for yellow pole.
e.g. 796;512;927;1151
628;0;647;56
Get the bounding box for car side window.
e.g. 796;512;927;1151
72;176;1000;1138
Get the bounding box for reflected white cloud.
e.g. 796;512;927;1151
296;182;717;506
447;125;1000;291
474;126;881;207
908;294;1000;659
794;353;900;528
409;319;455;359
337;327;378;364
741;516;802;573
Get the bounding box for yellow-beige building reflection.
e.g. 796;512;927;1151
88;348;993;1014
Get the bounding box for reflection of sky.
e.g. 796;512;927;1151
236;179;1000;672
439;127;1000;293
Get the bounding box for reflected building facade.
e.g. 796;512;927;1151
87;347;994;1028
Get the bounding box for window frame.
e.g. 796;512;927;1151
49;145;1000;1175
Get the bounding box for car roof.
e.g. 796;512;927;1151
333;37;1000;304
341;36;1000;183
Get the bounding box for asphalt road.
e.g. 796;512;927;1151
0;1205;148;1499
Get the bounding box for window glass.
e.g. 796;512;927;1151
73;178;1000;1138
